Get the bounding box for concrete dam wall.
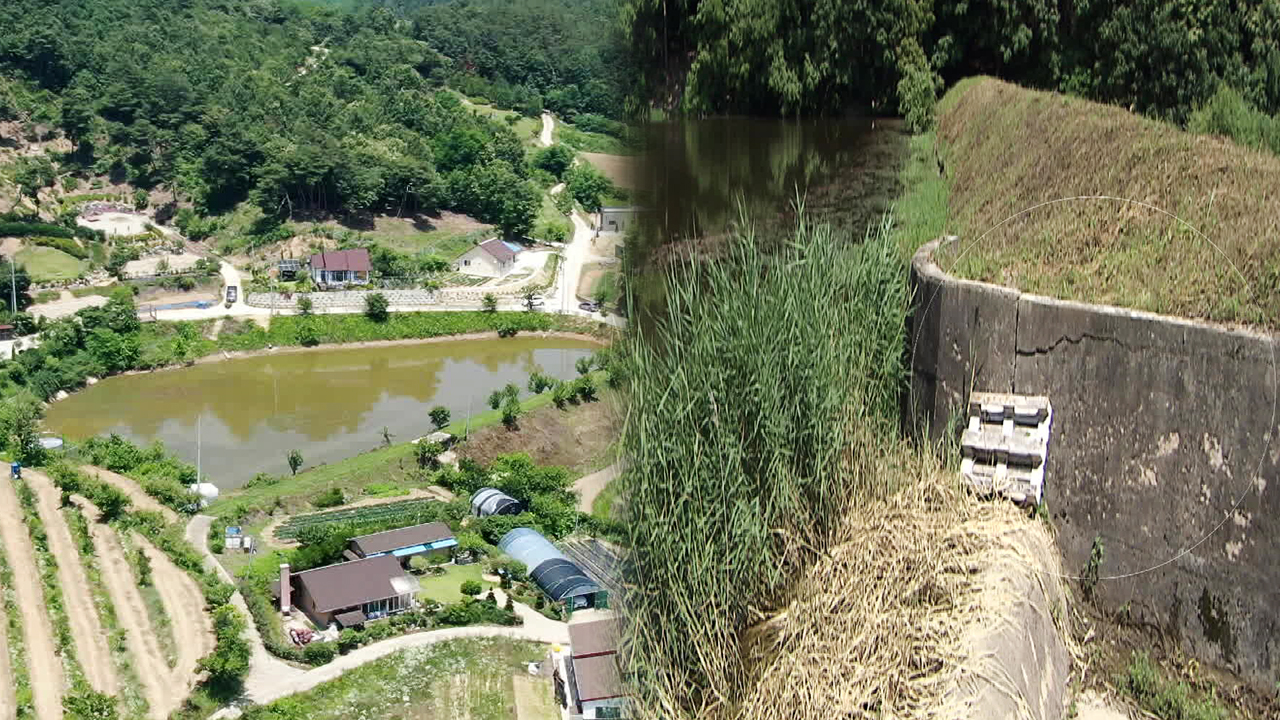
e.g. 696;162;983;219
908;237;1279;687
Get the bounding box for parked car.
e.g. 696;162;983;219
225;286;238;307
579;301;601;312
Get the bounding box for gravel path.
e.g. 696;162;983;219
134;532;214;698
80;465;178;523
27;471;118;696
75;498;175;719
0;473;63;719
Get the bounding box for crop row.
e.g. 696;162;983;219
275;499;442;539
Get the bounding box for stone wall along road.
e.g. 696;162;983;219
909;237;1279;688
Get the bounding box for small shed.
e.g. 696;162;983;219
278;259;302;280
348;521;457;565
0;325;14;341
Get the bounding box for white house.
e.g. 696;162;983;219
453;238;522;278
310;248;371;286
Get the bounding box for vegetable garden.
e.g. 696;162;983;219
274;499;446;541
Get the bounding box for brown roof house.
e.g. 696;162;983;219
556;613;629;718
309;248;372;286
348;521;457;565
284;555;418;630
453;238;522;279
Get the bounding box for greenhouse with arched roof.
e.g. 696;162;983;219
498;527;602;607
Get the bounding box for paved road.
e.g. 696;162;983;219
186;515;307;707
192;514;568;717
540;113;554;147
575;463;621;512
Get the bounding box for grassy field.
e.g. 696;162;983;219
930;76;1280;328
16;245;85;281
452;91;543;148
239;637;548;720
560;126;633;155
578;262;620;304
362;214;491;259
417;563;493;603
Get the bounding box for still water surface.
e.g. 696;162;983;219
45;337;598;488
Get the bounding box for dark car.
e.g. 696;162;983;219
225;286;238;306
579;301;601;312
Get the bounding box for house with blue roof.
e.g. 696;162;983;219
453;237;524;279
347;521;458;566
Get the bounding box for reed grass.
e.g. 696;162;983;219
617;210;911;718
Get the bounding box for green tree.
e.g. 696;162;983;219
287;449;303;476
0;264;32;312
364;292;390;322
533;144;576;179
460;579;483;596
482;293;498;313
501;395;522;429
296;295;313;317
295;320;320;347
565;163;613;212
429;405;451;429
0;391;45;465
575;356;592;375
487;389;505;410
13;156;56;204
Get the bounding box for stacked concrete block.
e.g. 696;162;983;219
960;392;1053;506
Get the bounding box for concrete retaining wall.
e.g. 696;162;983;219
909;237;1279;687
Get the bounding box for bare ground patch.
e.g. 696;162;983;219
72;497;175;720
133;533;214;696
457;395;619;476
580;153;638;190
28;471;118;696
0;474;62;720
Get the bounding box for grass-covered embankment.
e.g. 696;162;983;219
619;214;914;717
928;76;1280;328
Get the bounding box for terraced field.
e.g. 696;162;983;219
0;468;215;720
273;498;445;541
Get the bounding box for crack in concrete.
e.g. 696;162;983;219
1016;331;1130;357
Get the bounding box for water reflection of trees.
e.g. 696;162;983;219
48;340;596;452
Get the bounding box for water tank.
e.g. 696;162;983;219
38;437;63;450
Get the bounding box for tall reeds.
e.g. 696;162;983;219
617;211;912;718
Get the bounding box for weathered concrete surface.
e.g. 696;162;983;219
910;237;1280;688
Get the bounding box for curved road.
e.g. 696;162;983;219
189;515;568;717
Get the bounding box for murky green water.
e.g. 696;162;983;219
45;337;599;488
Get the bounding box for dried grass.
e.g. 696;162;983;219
735;467;1075;720
937;76;1280;328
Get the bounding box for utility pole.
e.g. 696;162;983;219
8;255;16;316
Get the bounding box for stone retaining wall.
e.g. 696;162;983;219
909;237;1279;687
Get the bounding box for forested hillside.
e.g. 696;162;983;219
626;0;1280;129
0;0;622;229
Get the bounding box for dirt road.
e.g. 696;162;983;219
80;465;178;523
27;471;118;695
74;498;177;720
133;532;213;693
0;580;15;720
0;476;63;719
